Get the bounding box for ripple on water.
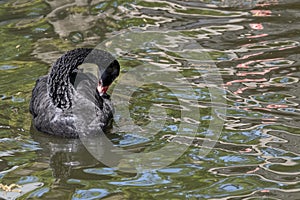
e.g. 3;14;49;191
83;168;117;176
109;172;170;186
0;65;18;70
72;188;109;200
27;187;50;198
18;176;39;184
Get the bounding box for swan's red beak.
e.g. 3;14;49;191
97;82;109;95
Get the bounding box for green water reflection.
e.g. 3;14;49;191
0;0;299;199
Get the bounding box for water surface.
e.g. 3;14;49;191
0;0;299;199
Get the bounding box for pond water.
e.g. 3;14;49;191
0;0;300;199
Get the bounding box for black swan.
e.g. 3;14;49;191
30;48;120;138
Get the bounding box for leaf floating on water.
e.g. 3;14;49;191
0;182;43;200
0;183;21;192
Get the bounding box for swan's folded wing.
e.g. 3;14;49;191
29;75;48;117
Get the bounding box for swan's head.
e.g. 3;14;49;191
97;59;120;95
48;48;120;109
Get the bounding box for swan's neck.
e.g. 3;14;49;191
47;48;93;109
